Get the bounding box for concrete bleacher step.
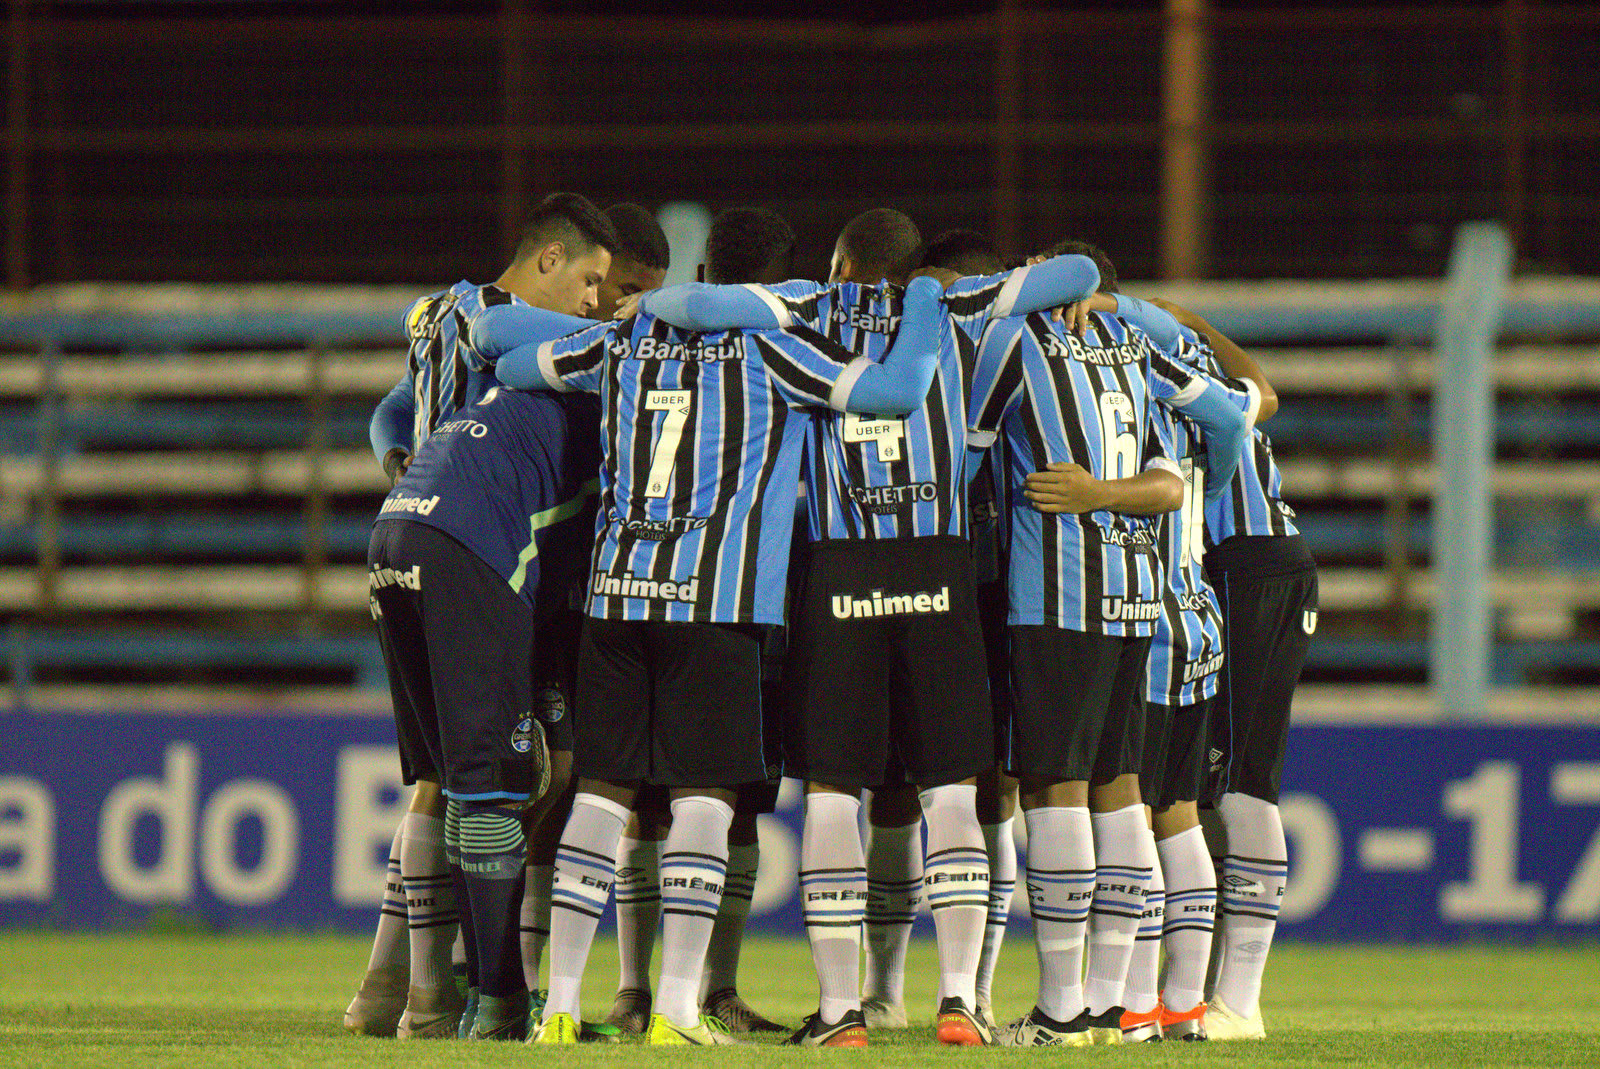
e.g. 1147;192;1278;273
1293;684;1600;722
0;449;390;496
1276;459;1600;501
0;565;370;610
1253;346;1600;392
9;450;1600;503
1;346;1596;401
0;351;404;396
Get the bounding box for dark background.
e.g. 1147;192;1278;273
5;1;1595;285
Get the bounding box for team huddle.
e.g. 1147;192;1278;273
343;192;1319;1048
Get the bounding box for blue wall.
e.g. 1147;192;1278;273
2;710;1596;941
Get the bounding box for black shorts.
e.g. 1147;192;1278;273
369;519;547;803
1007;626;1151;785
977;577;1012;766
634;778;782;818
1204;535;1319;805
532;609;582;753
575;616;771;788
1140;699;1212;810
782;537;993;790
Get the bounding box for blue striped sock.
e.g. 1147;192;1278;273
977;816;1016;1007
920;784;989;1008
802;792;867;1023
1124;856;1166;1014
1085;805;1156;1014
657;795;733;1026
544;793;628;1021
1024;805;1095;1023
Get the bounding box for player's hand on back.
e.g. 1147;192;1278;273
1148;296;1206;331
383;448;412;486
1023;461;1107;514
612;291;645;321
1049;291;1115;336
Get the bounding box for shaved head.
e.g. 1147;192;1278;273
832;208;922;284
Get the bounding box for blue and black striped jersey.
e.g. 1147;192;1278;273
528;314;865;625
755;272;1030;537
751;262;1096;543
1144;404;1224;705
400;281;520;447
1177;333;1300;544
970;311;1237;635
968;443;1008;587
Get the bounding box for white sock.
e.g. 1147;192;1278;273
1157;825;1216;1014
542;793;628;1022
1123;851;1165;1014
364;822;409;975
519;864;553;992
800;792;866;1025
1084;804;1156;1014
919;783;988;1009
703;840;758;999
656;795;733;1028
612;836;662;995
977;817;1016;1009
863;819;921;1007
1023;806;1094;1023
401;813;456;992
1213;793;1288;1019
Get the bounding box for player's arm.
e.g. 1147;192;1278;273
639;280;823;333
1023;462;1183;515
465;303;595;367
987;254;1100;318
1152;351;1255;502
492;319;615;394
369;374;414;483
1108;294;1183;357
836;275;942;415
1149;297;1278;420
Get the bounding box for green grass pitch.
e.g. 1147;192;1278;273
3;933;1598;1067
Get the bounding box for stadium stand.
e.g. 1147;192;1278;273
2;278;1599;708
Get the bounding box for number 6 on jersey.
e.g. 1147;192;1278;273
1097;391;1139;478
644;389;692;498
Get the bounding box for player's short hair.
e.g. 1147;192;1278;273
837;208;922;278
1039;239;1119;294
514;192;620;263
917;229;1004;277
705;208;796;285
604;202;670;271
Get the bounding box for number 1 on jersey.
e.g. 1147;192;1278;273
644;389;692;498
1179;456;1206;568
